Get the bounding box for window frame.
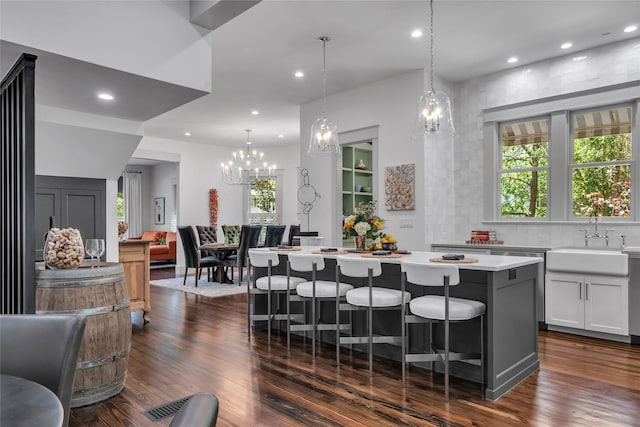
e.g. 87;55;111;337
569;104;633;219
242;171;283;226
497;115;550;219
483;82;640;223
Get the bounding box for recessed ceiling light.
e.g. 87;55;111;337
251;110;259;115
184;132;191;136
624;25;638;33
97;93;114;100
278;134;284;138
411;29;423;38
507;56;519;64
573;56;587;61
294;71;304;78
561;42;573;49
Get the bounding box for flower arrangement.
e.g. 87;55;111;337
343;200;384;238
117;221;129;236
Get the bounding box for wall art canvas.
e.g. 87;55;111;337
385;164;415;211
154;197;165;224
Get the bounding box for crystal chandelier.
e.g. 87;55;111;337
308;36;340;156
221;129;275;185
412;0;454;139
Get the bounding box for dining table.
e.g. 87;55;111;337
0;374;64;427
200;242;239;284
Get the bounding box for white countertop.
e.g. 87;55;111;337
623;246;640;255
264;246;543;272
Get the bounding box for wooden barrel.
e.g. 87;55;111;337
36;262;131;407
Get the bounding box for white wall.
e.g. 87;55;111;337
35;121;141;180
300;70;428;250
149;162;179;232
453;38;640;248
0;0;212;91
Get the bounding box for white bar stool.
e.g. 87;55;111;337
336;255;411;376
248;249;305;345
287;253;353;357
401;260;485;401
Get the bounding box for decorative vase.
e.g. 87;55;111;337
353;235;366;250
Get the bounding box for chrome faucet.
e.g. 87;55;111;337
580;215;614;247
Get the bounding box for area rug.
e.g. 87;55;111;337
150;276;246;298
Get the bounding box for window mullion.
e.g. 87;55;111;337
549;111;569;221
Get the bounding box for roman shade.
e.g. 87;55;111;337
501;119;549;147
573;106;632;138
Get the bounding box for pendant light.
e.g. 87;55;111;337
412;0;454;139
221;129;275;185
308;36;340;156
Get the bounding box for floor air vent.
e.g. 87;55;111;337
143;395;194;422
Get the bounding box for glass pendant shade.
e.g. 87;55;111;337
411;89;455;139
308;115;340;155
413;0;455;141
308;36;340;156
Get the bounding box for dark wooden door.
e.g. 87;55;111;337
35;176;106;261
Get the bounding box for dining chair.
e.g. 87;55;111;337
196;225;219;278
287;225;300;246
287;253;353;356
196;225;218;246
401;261;485;401
224;225;261;286
0;314;87;427
177;226;222;287
221;225;241;245
336;255;411;376
248;249;306;344
264;225;286;247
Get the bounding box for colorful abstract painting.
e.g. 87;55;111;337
385;164;415;211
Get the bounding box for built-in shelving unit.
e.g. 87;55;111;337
341;141;374;246
341;141;374;216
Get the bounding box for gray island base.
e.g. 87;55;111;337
251;248;542;400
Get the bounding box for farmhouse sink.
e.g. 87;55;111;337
546;247;628;276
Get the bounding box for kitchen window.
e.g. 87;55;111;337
499;118;549;218
483;85;639;222
570;106;632;217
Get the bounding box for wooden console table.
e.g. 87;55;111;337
118;240;151;322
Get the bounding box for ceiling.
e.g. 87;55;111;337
3;1;639;151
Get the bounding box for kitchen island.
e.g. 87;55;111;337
251;247;542;400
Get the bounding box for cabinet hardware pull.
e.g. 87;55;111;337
585;283;589;300
579;282;582;299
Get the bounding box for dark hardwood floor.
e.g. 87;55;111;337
69;267;640;426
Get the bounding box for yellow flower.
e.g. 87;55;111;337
373;220;382;229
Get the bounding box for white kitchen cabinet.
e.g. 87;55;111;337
546;272;628;336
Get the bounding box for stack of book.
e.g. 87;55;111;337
466;230;504;245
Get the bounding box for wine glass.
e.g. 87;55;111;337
95;239;105;268
85;239;98;268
